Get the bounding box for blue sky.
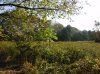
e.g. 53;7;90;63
55;0;100;31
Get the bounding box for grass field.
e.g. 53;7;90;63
0;41;100;74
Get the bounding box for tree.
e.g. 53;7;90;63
81;30;89;41
94;21;100;31
0;0;83;41
0;9;57;41
58;25;72;41
94;21;100;42
0;0;81;19
87;30;96;41
50;22;63;40
51;23;64;33
52;24;95;41
0;9;35;41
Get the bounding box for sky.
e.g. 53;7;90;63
55;0;100;31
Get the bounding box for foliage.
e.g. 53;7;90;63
0;41;100;74
94;21;100;42
52;24;96;41
0;9;57;41
34;27;57;41
0;9;34;41
22;61;38;74
0;0;81;19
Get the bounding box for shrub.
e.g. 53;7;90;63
22;62;38;74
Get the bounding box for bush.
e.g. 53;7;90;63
0;41;100;74
95;38;100;43
0;41;19;68
22;62;38;74
78;58;100;74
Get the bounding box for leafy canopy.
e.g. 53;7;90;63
0;0;82;18
0;9;57;41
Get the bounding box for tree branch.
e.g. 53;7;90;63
0;3;59;10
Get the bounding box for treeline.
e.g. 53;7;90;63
51;23;96;41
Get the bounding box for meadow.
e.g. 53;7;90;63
0;41;100;74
